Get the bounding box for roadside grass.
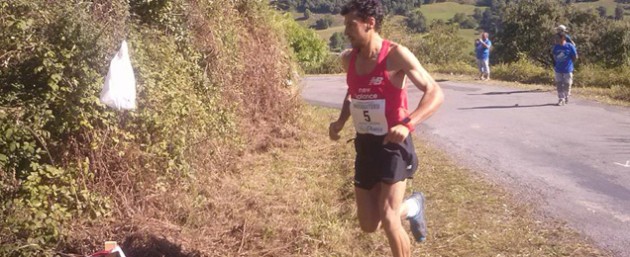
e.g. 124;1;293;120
220;105;610;256
430;72;630;107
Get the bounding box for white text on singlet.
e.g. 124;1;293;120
350;98;388;135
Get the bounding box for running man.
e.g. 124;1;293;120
328;1;444;256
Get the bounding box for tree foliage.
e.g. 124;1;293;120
405;9;428;33
615;4;625;20
479;0;506;35
314;15;334;29
490;0;630;68
449;12;478;29
329;32;346;51
597;6;607;18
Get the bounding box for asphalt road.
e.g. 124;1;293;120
301;75;630;256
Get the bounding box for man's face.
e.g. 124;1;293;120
344;12;371;48
481;33;488;40
556;35;565;45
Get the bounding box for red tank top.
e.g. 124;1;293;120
347;40;412;136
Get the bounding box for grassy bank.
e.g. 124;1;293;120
216;105;610;256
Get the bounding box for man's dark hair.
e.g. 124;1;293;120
341;0;385;32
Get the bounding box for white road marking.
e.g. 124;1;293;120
614;161;630;168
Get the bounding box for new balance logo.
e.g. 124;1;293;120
368;76;384;86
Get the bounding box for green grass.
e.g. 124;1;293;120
419;2;483;21
316;26;345;42
290;10;346;43
418;3;486;54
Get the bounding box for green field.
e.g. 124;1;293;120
574;0;628;16
418;2;487;54
419;2;484;21
291;10;346;41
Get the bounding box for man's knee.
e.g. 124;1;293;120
358;220;380;233
380;209;402;232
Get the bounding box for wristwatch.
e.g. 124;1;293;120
401;117;413;130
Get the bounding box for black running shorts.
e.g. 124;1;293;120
353;133;419;190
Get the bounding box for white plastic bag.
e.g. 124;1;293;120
100;40;136;110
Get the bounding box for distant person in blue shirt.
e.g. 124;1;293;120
475;32;492;81
552;32;578;106
556;25;575;45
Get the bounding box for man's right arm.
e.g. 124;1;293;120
329;50;353;141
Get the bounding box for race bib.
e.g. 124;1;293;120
350;99;388;135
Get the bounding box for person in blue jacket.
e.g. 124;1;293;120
552;32;578;106
475;32;492;81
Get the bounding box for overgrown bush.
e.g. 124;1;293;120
413;22;473;65
574;64;630;88
1;0;303;255
492;56;553;84
329;32;347;52
281;13;329;73
307;53;345;74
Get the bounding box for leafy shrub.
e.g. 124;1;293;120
281;14;328;73
414;22;473;65
314;15;334;29
308;53;345;74
449;13;478;29
492;56;553;84
406;9;428;33
329;32;347;52
574;64;630;88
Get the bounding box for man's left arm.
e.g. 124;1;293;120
383;46;444;144
571;44;578;62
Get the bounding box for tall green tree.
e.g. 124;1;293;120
329;32;346;51
314;15;333;29
492;0;563;64
304;8;312;19
479;0;506;35
405;9;428;33
597;6;607;18
615;4;625;20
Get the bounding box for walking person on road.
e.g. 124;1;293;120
552;32;578;106
475;32;492;81
328;1;444;256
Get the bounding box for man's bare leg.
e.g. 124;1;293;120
379;181;411;257
355;184;382;233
